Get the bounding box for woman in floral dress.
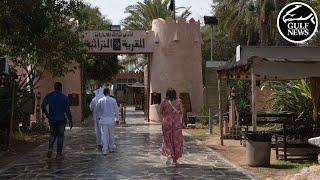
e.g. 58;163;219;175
160;88;184;166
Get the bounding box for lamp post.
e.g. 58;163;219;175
204;16;218;134
110;25;121;31
169;0;176;20
204;16;218;61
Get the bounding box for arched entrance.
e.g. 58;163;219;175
32;18;204;125
82;30;154;122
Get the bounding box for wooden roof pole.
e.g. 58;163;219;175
218;74;224;145
251;67;257;132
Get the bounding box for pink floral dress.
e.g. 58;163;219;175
160;99;183;160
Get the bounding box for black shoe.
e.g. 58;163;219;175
98;145;103;152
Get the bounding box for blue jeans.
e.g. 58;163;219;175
48;121;66;155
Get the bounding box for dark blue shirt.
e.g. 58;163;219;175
41;91;72;122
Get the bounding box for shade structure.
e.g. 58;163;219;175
218;46;320;80
216;46;320;145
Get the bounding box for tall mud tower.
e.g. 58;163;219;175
149;18;204;121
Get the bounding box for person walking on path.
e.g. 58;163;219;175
96;88;119;155
41;82;73;160
90;87;104;151
160;88;184;166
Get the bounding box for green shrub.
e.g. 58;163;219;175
83;104;91;119
266;80;312;118
12;130;30;141
83;94;94;118
30;122;49;133
197;106;209;125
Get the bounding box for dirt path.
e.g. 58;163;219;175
204;135;312;179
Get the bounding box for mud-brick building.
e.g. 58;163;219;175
30;64;84;126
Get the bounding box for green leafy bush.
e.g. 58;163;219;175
266;80;312;118
12;130;30;141
197;106;209;125
30;122;49;133
230;80;251;119
83;94;94;118
83;103;91;119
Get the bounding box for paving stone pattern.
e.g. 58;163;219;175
0;109;255;179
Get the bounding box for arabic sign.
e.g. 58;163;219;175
277;2;318;44
82;31;154;54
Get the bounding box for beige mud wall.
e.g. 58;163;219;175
149;18;204;122
30;64;83;126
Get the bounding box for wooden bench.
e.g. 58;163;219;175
239;113;289;146
274;118;320;161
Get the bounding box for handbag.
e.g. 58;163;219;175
168;101;183;125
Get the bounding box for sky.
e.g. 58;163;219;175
84;0;213;25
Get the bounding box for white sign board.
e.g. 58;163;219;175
82;31;154;54
236;45;241;62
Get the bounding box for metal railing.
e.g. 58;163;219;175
186;107;216;134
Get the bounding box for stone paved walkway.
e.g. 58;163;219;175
0;108;255;179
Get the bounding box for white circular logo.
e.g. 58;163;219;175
277;2;318;44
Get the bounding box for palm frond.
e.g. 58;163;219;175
122;0;191;30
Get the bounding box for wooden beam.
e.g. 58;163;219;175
218;75;224;145
251;68;257;132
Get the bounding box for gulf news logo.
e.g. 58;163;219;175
277;2;318;44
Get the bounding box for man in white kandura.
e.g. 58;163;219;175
90;86;104;151
96;88;119;155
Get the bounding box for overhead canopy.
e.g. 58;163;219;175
218;46;320;80
216;46;320;145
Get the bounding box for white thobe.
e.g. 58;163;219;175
89;88;104;146
96;95;119;154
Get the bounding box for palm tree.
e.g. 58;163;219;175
214;0;277;46
119;55;146;72
274;0;292;46
259;0;277;45
122;0;191;30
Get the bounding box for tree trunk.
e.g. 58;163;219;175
274;0;294;46
260;0;267;45
310;77;320;126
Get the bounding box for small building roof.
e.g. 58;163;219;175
206;61;227;68
218;46;320;80
127;82;144;88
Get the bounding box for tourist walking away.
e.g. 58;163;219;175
96;88;119;155
90;87;104;151
41;82;73;160
160;88;184;166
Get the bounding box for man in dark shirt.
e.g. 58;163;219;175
41;82;73;160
